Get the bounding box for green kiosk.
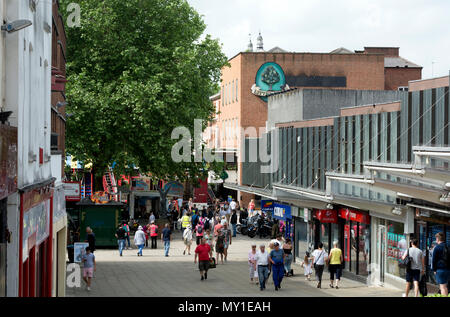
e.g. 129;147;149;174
77;198;125;247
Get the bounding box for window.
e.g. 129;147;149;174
232;80;234;103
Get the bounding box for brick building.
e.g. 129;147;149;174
51;0;67;176
204;36;422;205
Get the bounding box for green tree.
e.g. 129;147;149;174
60;0;228;214
261;66;280;90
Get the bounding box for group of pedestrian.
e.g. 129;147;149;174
302;241;343;289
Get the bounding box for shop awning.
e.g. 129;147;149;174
223;183;277;200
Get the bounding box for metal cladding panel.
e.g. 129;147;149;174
283;128;288;183
446;87;450;147
340;117;346;173
296;128;302;187
348;116;353;174
355;115;361;174
292;128;297;186
380;112;387;162
326;125;332;175
363;114;370;163
411;91;420;149
308;127;314;186
302;128;308;187
320;126;326;191
390;111;399;163
333;117;340;171
287;128;292;184
371;114;378;162
435;87;445;146
313;127;319;189
400;92;410;163
423;89;432;145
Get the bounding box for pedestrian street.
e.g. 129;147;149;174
66;232;403;297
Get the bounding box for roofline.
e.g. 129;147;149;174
409;75;449;83
209;93;220;101
226;51;387;62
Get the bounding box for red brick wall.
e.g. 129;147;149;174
384;67;422;90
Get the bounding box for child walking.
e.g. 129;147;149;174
82;247;96;291
301;252;312;281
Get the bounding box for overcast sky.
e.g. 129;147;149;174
187;0;450;79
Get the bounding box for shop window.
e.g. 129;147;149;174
386;221;407;279
295;218;308;258
358;223;370;276
321;223;330;252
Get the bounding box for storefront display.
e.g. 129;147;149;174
386;221;407;279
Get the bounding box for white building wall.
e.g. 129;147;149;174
5;0;52;189
3;0;53;297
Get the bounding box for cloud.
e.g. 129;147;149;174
188;0;450;78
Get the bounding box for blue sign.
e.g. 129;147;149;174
273;203;292;221
261;200;274;215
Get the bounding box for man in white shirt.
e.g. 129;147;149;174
229;199;237;211
254;244;270;291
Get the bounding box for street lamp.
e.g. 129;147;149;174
1;20;32;33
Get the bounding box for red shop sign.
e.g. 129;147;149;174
315;209;338;223
339;208;370;224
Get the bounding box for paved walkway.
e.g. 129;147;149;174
66;231;402;297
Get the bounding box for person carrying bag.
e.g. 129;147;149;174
312;243;327;289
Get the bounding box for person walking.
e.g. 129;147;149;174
149;212;156;224
115;223;127;256
269;241;285;291
283;238;293;277
82;247;96;291
230;209;238;237
401;238;424;297
328;241;344;289
312;242;328;288
149;221;159;249
221;222;232;262
431;232;449;296
195;237;212;281
248;243;258;284
195;220;204;246
181;212;191;236
301;252;313;281
134;226;146;256
161;223;172;257
215;227;225;264
214;219;223;238
85;227;96;254
123;221;131;249
183;225;193;255
248;199;255;217
204;228;214;249
143;223;150;248
188;198;194;211
255;244;270;291
271;220;280;240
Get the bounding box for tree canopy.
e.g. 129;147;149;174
61;0;228;185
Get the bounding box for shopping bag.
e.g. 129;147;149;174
209;257;217;269
419;274;428;296
254;269;258;278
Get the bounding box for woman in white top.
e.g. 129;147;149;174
183;225;193;255
248;244;258;283
133;226;146;257
311;242;328;289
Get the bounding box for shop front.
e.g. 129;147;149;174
273;203;293;240
369;208;414;288
313;209;339;253
292;207;312;261
413;208;450;287
19;184;54;297
338;208;371;277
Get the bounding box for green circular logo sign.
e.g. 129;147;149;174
252;62;288;102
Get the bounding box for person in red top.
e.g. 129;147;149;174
143;224;150;248
194;237;212;281
149;221;159;249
